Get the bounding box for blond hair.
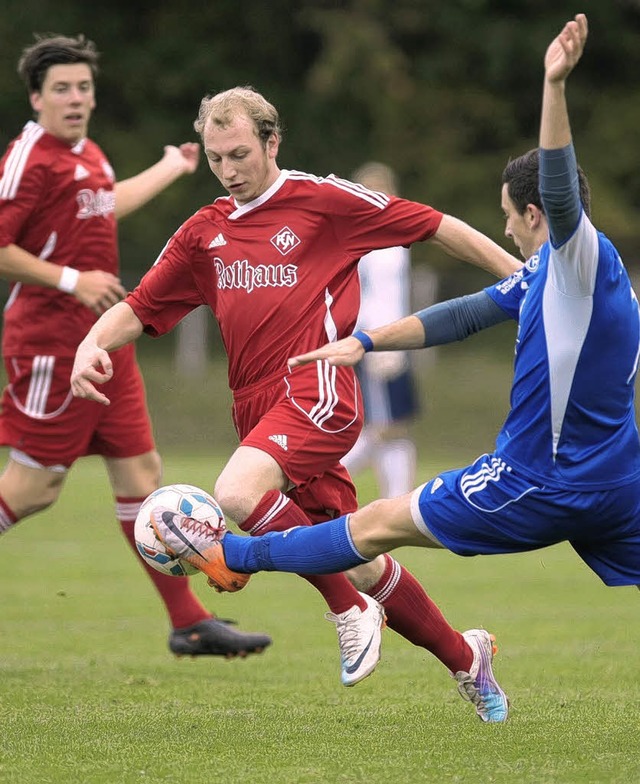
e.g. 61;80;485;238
193;86;282;147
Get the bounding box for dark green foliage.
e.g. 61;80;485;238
1;0;639;282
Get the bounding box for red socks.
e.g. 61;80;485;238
368;555;472;673
0;495;17;534
241;490;367;615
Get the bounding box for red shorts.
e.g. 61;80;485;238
0;344;155;468
233;362;364;522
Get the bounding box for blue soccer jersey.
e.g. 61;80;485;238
485;214;640;490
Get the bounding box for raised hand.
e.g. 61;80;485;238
544;13;588;83
163;142;200;175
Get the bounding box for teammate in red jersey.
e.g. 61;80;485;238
71;85;521;686
0;35;271;659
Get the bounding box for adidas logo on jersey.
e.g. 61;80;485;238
268;434;288;451
209;233;227;248
430;477;444;494
74;164;90;181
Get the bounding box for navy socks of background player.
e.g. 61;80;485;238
223;515;370;574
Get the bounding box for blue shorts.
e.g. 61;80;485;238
356;365;418;426
411;453;640;587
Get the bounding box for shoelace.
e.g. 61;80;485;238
325;607;362;661
180;515;221;542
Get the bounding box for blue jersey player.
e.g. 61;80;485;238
151;15;639;723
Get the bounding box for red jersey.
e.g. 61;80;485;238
126;169;443;392
0;121;118;357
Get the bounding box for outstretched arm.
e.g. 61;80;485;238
288;291;510;368
114;143;200;219
431;214;522;278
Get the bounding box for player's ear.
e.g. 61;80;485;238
266;132;279;160
525;203;544;229
30;91;42;114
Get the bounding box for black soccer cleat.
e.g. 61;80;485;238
169;617;272;659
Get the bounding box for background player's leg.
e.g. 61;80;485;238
0;456;66;529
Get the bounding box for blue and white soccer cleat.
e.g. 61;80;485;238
325;592;386;687
454;629;509;723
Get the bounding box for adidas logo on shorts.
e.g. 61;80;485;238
268;434;288;451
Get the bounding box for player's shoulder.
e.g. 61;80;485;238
284;169;391;208
188;196;232;225
2;121;48;161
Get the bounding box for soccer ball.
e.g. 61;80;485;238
134;483;226;577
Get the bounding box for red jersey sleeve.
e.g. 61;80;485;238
317;176;443;257
125;224;211;337
0;151;48;247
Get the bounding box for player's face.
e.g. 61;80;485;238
501;184;541;260
30;63;96;145
203;114;279;204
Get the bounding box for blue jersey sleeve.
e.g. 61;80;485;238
415;290;511;347
539;143;582;247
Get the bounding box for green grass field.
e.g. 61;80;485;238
1;451;639;784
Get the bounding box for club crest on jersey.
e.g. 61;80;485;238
271;226;301;256
525;253;540;272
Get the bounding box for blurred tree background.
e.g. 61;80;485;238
1;0;639;457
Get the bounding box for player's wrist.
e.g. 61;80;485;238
352;330;374;352
57;266;80;294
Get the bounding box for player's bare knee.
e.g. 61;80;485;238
213;478;253;524
9;475;64;518
350;496;414;556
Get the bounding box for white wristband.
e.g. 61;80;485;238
57;266;80;293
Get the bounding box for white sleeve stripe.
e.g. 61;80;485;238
0;123;44;200
286;169;390;209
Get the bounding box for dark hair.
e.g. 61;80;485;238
502;147;591;219
17;33;99;93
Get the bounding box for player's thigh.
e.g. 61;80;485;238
413;454;566;556
571;481;640;587
214;445;289;521
104;450;162;499
0;456;67;517
242;399;360;488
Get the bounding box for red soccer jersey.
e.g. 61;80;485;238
0;121;118;357
126;169;443;391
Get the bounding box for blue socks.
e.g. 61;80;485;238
222;515;370;574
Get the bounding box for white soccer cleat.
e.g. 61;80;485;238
454;628;509;723
325;592;386;687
